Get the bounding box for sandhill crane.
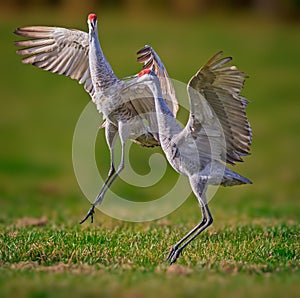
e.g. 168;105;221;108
14;14;178;223
134;52;252;264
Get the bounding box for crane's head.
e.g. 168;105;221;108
87;13;98;32
121;69;161;96
137;69;158;83
135;69;162;96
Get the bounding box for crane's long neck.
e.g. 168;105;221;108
150;79;182;140
89;29;119;91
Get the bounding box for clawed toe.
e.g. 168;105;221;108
166;246;182;265
166;247;176;262
79;205;95;224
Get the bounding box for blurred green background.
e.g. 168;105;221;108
0;0;299;297
1;0;299;220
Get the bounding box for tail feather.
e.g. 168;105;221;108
222;167;252;186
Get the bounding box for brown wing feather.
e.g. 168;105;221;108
187;51;252;165
137;45;179;117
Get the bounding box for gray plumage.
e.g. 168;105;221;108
14;14;179;223
134;52;252;264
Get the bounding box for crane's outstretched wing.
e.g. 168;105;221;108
137;45;179;117
14;26;94;99
184;51;252;165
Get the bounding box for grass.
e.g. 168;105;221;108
1;222;299;297
1;224;298;269
1;9;300;298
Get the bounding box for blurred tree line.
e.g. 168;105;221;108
1;0;300;20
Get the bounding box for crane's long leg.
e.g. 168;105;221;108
89;121;128;209
166;180;213;265
166;204;207;261
80;121;128;224
80;123;118;224
167;203;213;265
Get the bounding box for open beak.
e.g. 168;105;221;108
89;19;96;31
92;19;97;30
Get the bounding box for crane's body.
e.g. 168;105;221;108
135;52;252;264
14;14;178;223
138;70;251;185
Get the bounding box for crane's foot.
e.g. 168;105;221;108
79;205;95;224
166;246;182;265
166;245;176;262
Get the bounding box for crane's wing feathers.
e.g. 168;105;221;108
186;51;252;165
116;81;160;147
137;45;179;117
14;26;95;99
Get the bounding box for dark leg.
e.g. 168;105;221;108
167;180;213;265
168;203;213;265
166;204;207;261
80;123;118;224
80;122;129;224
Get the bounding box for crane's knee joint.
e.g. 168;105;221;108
207;216;213;226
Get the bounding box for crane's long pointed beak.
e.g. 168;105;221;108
120;75;140;92
88;18;97;33
122;74;138;81
91;20;96;31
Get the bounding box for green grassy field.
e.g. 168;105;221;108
0;10;299;298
